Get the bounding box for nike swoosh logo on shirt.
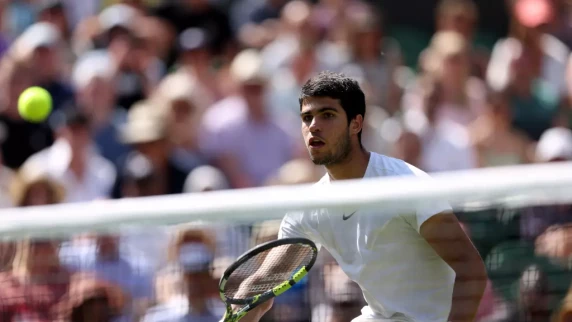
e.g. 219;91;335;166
342;211;357;220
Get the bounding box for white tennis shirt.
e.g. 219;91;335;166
279;153;455;322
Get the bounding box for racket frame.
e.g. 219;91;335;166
219;237;318;322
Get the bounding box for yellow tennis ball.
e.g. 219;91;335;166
18;87;52;123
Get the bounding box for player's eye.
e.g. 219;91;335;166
302;115;313;123
323;112;335;119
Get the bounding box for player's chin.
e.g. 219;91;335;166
308;153;329;165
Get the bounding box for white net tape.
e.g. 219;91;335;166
1;161;571;240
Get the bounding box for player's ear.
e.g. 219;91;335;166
350;115;364;135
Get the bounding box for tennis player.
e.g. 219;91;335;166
239;71;487;322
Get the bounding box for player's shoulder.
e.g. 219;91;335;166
367;152;430;179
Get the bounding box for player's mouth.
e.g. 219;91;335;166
308;137;326;149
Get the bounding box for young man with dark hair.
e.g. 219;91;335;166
235;71;487;322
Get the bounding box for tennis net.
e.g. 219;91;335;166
1;161;572;322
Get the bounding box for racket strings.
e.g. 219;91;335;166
224;244;314;299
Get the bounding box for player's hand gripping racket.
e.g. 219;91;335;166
219;237;318;322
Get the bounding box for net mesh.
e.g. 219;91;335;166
224;242;315;299
0;162;572;322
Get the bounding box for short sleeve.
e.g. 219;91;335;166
403;165;453;232
278;212;322;251
278;212;307;239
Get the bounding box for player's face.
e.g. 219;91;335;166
301;97;352;165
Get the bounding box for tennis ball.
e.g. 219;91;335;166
18;87;52;123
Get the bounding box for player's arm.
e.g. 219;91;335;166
420;212;487;322
230;245;293;321
234;214;311;321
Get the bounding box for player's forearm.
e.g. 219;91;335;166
448;257;488;322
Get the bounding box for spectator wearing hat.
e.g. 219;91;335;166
11;164;66;207
59;231;155;322
200;49;296;188
98;4;164;111
151;72;213;172
54;275;128;322
114;151;173;274
0;165;65;269
176;28;222;101
21;108;116;203
72;50;129;165
10;22;74;113
142;227;223;322
119;151;162;198
113;100;188;198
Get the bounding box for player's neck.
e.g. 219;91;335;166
326;148;371;181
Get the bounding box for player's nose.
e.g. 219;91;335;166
309;118;321;132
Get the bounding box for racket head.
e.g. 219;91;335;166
219;237;318;305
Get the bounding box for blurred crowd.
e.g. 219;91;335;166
0;0;572;321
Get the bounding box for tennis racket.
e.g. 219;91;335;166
219;237;318;322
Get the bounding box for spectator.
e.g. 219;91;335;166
142;228;223;322
54;275;127;322
114;100;188;197
10;22;74;113
504;265;553;322
0;165;65;269
150;0;234;57
487;0;569;98
183;166;250;261
409;31;487;127
200;49;296;188
184;165;229;193
520;127;572;242
500;41;561;141
392;130;423;169
424;0;489;78
152;72;212;172
59;233;155;321
265;0;345;122
250;0;289;24
342;6;403;111
22;108;116;203
174;28;222;101
10;164;65;208
404;77;477;172
0;57;54;169
98;4;162;110
72;50;129;165
36;1;72;44
0;133;14;209
115;150;173;276
0;239;70;321
119;151;162;198
469;92;531;167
